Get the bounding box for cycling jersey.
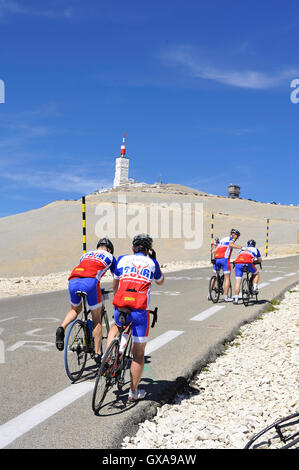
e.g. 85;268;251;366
113;252;163;311
234;247;261;264
234;246;261;279
68;249;116;281
214;236;234;260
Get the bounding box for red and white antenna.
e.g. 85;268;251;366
120;133;126;156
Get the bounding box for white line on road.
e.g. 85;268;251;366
0;329;184;448
190;305;225;322
0;381;94;449
269;277;284;282
284;272;297;277
0;317;17;323
258;282;270;289
145;330;184;355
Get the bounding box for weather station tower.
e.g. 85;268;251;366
113;133;130;188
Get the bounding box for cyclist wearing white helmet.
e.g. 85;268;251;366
106;233;164;401
55;238;116;364
209;229;246;302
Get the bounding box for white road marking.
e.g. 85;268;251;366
0;329;184;448
0;317;17;323
190;305;225;322
145;330;184;355
269;277;284;282
284;272;297;277
0;381;95;449
258;282;270;289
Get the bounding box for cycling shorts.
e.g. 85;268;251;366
113;307;150;343
235;263;258;279
68;277;102;310
213;258;231;274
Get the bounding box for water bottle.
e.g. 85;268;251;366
119;333;129;354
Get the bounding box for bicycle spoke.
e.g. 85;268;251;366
64;320;88;382
92;339;119;413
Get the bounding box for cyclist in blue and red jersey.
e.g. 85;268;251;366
233;239;262;304
106;233;164;401
209;229;245;302
55;238;116;364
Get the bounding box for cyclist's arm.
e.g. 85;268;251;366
155;273;164;286
229;241;247;250
113;278;119;295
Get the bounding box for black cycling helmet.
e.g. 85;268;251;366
247;239;256;247
231;228;240;237
96;238;114;254
132;233;153;252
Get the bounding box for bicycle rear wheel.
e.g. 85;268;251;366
117;334;133;390
92;338;119;414
101;307;110;355
64;319;88;382
242;278;250;307
209;275;220;303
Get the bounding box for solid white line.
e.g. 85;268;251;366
0;329;184;448
284;272;297;277
190;305;225;322
0;381;94;449
0;317;17;323
259;282;270;289
269;277;284;282
145;330;183;355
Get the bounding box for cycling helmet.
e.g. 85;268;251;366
214;237;220;244
96;238;114;254
247;239;256;247
230;228;240;237
132;233;153;252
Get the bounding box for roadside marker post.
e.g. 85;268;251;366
210;213;214;262
82;196;87;254
266;218;269;257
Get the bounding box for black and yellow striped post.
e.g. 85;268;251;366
210;213;214;261
265;218;269;257
82;196;87;254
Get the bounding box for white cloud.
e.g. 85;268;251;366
2;168;112;194
0;0;73;19
163;45;299;89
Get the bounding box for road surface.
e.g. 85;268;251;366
0;255;298;449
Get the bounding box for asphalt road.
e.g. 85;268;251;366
0;255;298;449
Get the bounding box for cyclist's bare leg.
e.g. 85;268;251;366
61;304;82;331
91;306;103;355
130;341;146;392
234;278;242;296
106;323;120;350
223;273;231;297
251;272;260;290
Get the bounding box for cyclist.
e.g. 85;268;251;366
106;233;164;401
210;237;220;262
233;239;262;304
55;238;116;364
209;229;245;302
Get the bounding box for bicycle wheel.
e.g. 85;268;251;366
64;319;88;382
117;334;133;390
209;275;220;303
242;278;250;307
92;338;120;413
101;307;110;355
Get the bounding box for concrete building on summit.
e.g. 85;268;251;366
113;133;130;188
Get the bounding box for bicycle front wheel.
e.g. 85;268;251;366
92;338;120;414
209;275;220;303
242;278;250;307
117;334;133;390
64;320;88;382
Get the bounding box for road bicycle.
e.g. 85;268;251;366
241;262;261;307
244;412;299;449
208;261;232;303
64;288;112;382
92;307;158;414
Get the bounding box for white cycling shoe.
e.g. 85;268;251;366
128;389;147;401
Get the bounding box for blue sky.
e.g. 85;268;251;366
1;0;299;216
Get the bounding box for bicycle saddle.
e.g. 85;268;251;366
75;291;88;297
